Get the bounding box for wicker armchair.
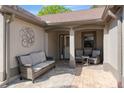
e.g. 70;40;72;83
75;49;83;62
88;49;101;64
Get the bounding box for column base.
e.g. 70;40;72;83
0;72;6;81
69;60;76;68
118;81;122;88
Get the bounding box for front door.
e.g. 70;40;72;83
59;34;70;60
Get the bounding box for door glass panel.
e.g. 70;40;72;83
59;35;64;59
59;35;70;60
66;36;69;47
64;36;69;59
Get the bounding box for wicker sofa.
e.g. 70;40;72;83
16;51;55;83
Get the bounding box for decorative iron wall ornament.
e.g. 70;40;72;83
20;27;35;48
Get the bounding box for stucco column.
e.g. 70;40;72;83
0;13;5;81
0;13;11;83
44;32;48;56
103;24;109;64
5;14;11;83
117;14;123;87
122;6;124;87
69;27;76;68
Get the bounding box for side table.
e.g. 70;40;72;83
82;56;89;65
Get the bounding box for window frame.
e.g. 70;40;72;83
81;31;96;49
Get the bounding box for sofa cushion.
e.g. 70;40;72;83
32;60;55;72
45;60;55;64
20;55;33;65
30;52;42;65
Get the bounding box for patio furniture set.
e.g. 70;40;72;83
15;49;100;83
16;51;56;83
75;48;101;65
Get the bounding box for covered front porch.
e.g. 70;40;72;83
40;7;106;68
45;24;104;67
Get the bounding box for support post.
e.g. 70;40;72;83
69;27;76;68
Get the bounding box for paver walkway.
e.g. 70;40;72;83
7;61;118;88
72;64;117;88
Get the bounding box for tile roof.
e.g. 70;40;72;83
39;7;105;24
0;6;106;26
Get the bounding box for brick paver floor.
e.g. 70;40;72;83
7;61;118;88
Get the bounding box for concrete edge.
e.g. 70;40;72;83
0;75;19;88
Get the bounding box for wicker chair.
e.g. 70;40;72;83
75;49;83;62
88;49;101;64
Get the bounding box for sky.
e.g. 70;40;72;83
20;5;92;15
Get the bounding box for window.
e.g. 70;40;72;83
82;32;96;48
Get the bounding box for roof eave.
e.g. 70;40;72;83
0;5;47;27
45;18;103;26
102;5;122;23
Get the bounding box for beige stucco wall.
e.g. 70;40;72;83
103;13;121;83
48;30;103;60
47;31;58;59
47;31;70;60
103;6;124;88
75;30;103;50
108;19;118;70
9;18;45;74
103;9;124;87
75;31;81;49
96;30;103;50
